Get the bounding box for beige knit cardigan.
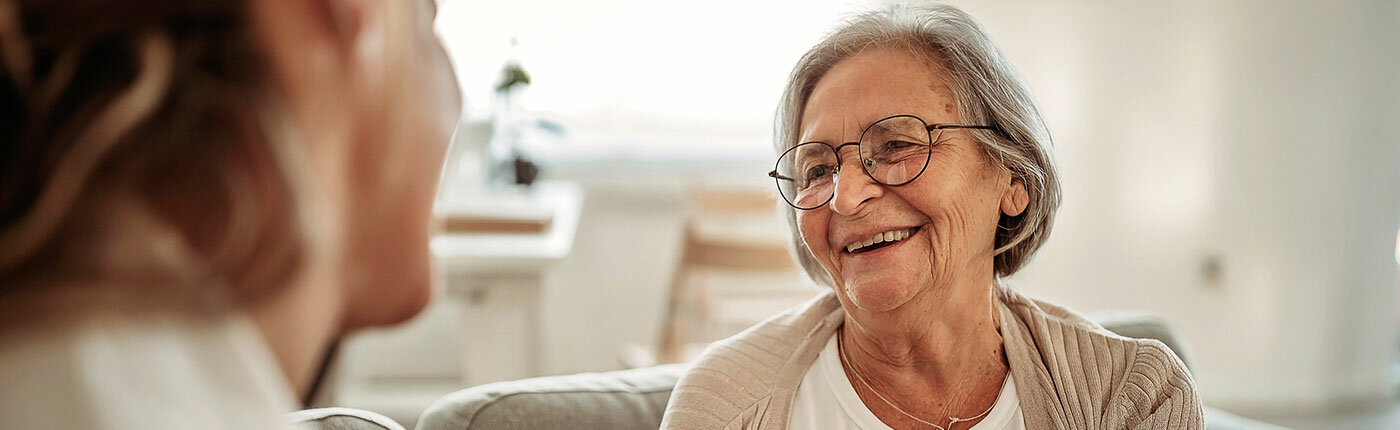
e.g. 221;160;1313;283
660;286;1204;429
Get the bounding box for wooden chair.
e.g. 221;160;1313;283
653;189;818;364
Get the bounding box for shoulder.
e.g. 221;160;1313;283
997;285;1137;366
1108;339;1204;428
996;286;1203;428
997;285;1106;333
0;286;299;429
661;292;841;429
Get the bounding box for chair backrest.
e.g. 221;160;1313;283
655;188;816;364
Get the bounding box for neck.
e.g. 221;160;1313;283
244;101;353;403
245;260;343;404
243;193;346;404
838;273;1008;412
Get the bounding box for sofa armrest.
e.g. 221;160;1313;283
290;407;406;430
416;364;685;430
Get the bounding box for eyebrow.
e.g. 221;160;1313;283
800;118;904;146
795;145;830;161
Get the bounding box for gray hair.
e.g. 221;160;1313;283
775;2;1060;286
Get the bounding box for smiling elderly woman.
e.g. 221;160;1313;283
661;4;1203;430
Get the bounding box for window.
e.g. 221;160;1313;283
434;0;881;155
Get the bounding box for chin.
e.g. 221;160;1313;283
344;275;431;331
343;244;434;331
383;274;433;325
842;277;922;312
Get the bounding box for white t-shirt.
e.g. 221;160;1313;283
790;335;1025;430
0;290;300;430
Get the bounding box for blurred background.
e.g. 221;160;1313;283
328;1;1400;428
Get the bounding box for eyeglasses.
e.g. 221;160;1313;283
768;115;996;210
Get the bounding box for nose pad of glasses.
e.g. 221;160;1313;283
833;161;867;187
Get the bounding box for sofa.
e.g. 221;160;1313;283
414;314;1283;430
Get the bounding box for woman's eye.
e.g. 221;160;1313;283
804;164;833;181
884;140;916;150
874;140;925;159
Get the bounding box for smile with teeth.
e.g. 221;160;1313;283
844;227;920;253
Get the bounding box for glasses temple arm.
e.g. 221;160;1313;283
927;124;998;131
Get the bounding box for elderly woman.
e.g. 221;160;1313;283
0;0;458;427
662;4;1202;430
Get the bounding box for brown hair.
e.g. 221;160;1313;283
0;0;304;301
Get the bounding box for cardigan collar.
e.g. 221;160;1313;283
762;286;1069;429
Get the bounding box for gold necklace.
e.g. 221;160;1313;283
836;330;999;430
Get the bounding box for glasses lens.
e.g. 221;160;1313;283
860;116;933;186
774;142;838;209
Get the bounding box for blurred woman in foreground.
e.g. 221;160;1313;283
0;0;459;427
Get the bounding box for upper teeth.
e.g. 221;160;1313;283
846;228;916;253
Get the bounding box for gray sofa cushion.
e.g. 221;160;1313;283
291;407;406;430
416;364;684;430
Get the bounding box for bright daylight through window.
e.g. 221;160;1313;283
433;0;881;157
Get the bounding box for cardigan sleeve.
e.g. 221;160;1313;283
1108;340;1205;430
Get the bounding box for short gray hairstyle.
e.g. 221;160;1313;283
775;2;1060;286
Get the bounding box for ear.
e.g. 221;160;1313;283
248;0;380;184
251;0;361;58
1001;176;1029;217
249;0;365;116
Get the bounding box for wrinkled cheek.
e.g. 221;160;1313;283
926;212;958;279
795;213;837;275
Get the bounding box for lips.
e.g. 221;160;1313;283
844;226;921;254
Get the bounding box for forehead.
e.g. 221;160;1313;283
799;47;957;143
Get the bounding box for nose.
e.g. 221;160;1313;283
830;144;882;215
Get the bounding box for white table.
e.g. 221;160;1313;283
431;181;583;385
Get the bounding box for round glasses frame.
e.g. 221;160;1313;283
768;114;997;210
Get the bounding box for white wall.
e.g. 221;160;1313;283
520;0;1400;415
537;186;686;375
964;0;1400;411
